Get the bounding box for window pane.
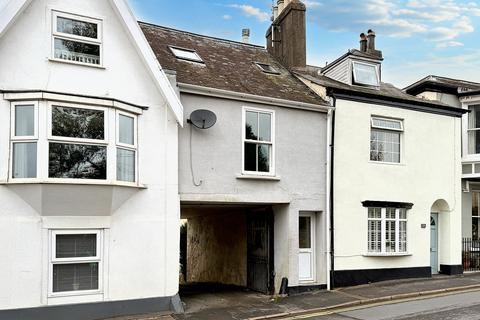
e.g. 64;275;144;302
368;208;381;219
386;220;396;252
54;38;100;65
372;118;402;130
117;149;135;182
119;115;134;145
56;234;97;258
170;47;203;62
473;193;480;217
259;113;271;142
258;144;270;172
386;208;396;219
53;263;98;293
52;106;104;140
353;63;379;86
245;111;258;140
13;143;37;179
49;143;107;179
474;218;480;240
15;105;34;136
399;208;407;220
468;105;480;129
468;130;480;155
299;216;311;249
399;221;407;252
463;164;473;174
370;129;400;163
368;220;381;252
244;143;257;171
57;16;98;39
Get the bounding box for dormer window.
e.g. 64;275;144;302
52;11;102;66
255;62;280;75
353;61;379;87
169;46;204;63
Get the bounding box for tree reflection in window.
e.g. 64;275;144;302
52;106;104;140
244;110;272;173
49;143;106;179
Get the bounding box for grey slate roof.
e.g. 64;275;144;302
294;67;466;115
139;22;329;107
405;75;480;96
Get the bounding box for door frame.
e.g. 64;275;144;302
299;212;316;283
430;212;439;275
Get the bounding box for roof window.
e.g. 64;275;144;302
255;62;280;75
352;61;379;87
169;46;204;63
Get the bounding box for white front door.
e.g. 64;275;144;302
299;213;315;282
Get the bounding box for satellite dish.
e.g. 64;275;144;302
188;109;217;129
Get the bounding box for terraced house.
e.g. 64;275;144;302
0;0;184;319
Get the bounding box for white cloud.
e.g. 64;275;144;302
436;41;464;48
222;14;232;20
228;4;270;22
309;0;477;42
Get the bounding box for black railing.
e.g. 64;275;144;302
463;238;480;272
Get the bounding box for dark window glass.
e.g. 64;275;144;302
52;106;104;140
56;234;97;258
53;263;98;292
299;216;311;249
54;38;100;65
245;111;258;140
49;143;107;179
57;17;98;39
473;218;480;240
258;145;270;172
244;143;256;171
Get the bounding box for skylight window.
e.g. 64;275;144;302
169;46;203;63
352;61;379;86
255;62;280;75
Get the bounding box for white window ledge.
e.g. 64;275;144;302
369;161;406;166
363;253;412;257
49;58;106;69
0;180;147;189
236;174;281;181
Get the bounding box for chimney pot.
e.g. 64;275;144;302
242;28;250;44
360;33;367;52
367;29;376;52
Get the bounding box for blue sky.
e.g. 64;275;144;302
128;0;480;88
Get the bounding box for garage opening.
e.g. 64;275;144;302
180;205;274;295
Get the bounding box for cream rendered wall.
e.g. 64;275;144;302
333;99;462;271
0;0;179;310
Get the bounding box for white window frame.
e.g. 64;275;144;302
254;62;280;75
51;10;103;67
48;102;109;144
48;229;103;298
10;101;39;181
370;116;404;164
241;106;275;176
352;61;380;87
367;208;408;255
115;110;138;184
168;46;204;63
299;212;316;283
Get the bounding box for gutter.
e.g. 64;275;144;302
0;89;149;110
328;97;336;290
178;83;332;113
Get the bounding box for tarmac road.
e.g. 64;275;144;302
290;290;480;320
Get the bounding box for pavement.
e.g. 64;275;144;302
106;273;480;320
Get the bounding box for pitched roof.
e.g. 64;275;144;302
0;0;184;124
139;23;329;107
405;75;480;96
294;68;466;117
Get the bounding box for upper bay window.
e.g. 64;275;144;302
370;117;403;163
52;11;102;66
243;107;275;175
468;105;480;155
10;101;138;184
352;61;380;87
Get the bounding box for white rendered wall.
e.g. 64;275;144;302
333;99;462;271
0;0;179;310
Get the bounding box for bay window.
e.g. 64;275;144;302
367;207;407;254
468;105;480;155
10;101;139;185
243;107;275;175
50;230;102;295
52;11;102;66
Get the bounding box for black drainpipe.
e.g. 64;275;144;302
329;94;336;289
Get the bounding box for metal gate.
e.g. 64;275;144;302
463;238;480;272
247;209;274;294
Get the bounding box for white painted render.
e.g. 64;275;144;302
177;92;329;289
333;99;462;271
0;0;180;310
